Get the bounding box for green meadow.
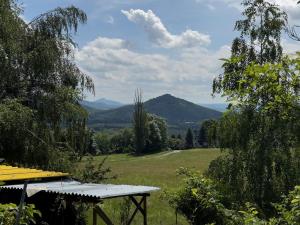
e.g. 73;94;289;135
82;149;222;225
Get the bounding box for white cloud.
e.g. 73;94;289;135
121;9;211;48
75;36;229;103
207;4;216;11
274;0;300;24
106;16;115;24
195;0;241;10
282;38;300;55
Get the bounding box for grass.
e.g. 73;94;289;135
82;148;222;225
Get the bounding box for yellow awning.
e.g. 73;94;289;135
0;165;68;182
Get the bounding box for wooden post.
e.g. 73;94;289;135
143;196;147;225
94;205;114;225
93;195;149;225
127;196;148;225
93;204;97;225
15;181;28;225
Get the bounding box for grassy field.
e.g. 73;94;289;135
82;148;222;225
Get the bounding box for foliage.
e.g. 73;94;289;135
213;0;287;97
185;128;194;149
0;203;41;225
169;168;300;225
94;132;112;154
211;56;300;209
145;114;168;153
167;168;239;225
208;0;300;211
132;90;168;154
76;156;114;183
168;136;185;150
198;120;218;148
94;128;134;154
272;185;300;224
0;100;33;162
133;89;148;154
110;128;135;153
0;0;93;169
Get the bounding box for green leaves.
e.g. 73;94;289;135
0;203;40;225
170;169;300;225
168;168;232;225
210;0;300;214
0;1;94;168
29;6;87;39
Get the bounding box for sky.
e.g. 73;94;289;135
21;0;300;104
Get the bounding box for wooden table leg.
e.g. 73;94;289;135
94;205;114;225
143;196;147;225
93;205;97;225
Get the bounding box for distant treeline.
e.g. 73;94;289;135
89;118;218;155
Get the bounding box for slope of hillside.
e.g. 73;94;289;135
81;98;124;110
144;94;221;123
87;94;222;132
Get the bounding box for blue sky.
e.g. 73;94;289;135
21;0;300;104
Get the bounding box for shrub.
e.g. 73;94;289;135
167;168;238;225
168;168;300;225
0;203;41;225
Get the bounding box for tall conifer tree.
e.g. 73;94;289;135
133;89;148;154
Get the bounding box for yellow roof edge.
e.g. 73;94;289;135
0;165;69;182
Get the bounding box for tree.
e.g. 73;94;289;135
198;120;217;148
168;168;300;225
185;128;194;149
0;0;94;169
133;89;148;154
213;0;287;97
110;128;134;153
168;136;185;150
210;0;300;210
146;114;168;152
94;132;112;154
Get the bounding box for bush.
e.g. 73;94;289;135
167;136;185;150
94;132;113;154
145;114;168;153
0;203;41;225
75;156;115;183
167;168;238;225
168;168;300;225
94;129;134;154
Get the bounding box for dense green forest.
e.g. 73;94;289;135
1;0;300;224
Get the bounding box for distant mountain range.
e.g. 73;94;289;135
201;103;228;112
80;98;124;110
84;94;222;133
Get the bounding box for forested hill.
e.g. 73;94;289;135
86;94;222;131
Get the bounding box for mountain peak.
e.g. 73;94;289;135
87;94;222;132
152;94;177;101
160;94;174;98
